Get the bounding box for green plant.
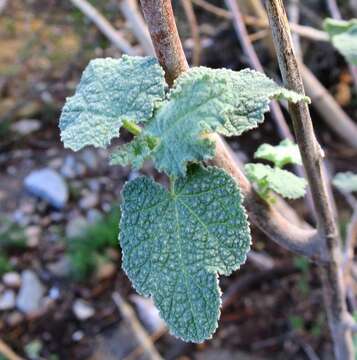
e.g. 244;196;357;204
324;18;357;65
333;172;357;193
245;139;307;202
67;209;120;280
0;219;27;250
58;55;308;341
0;254;12;276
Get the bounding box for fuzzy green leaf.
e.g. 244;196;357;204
254;139;302;168
245;163;307;199
217;69;310;137
324;18;357;65
145;67;308;176
110;134;159;169
332;172;357;193
120;165;251;342
59;56;166;151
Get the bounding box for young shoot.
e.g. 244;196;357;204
59;55;308;342
245;139;307;202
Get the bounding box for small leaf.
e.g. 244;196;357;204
254;139;302;168
324;18;357;65
145;67;308;176
59;56;166;151
332;172;357;193
218;69;310;137
245;163;307;199
120;165;251;342
110;135;159;169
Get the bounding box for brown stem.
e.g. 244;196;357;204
265;1;353;358
140;0;188;85
139;0;326;260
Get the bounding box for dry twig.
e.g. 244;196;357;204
112;292;163;360
265;0;354;358
119;0;155;55
69;0;137;54
181;0;201;66
0;340;24;360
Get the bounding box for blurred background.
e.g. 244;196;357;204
0;0;357;359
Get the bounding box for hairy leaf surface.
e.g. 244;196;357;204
59;56;166;150
110;135;159;169
120;165;251;342
245;163;307;199
254;139;302;168
145;67;309;176
324;18;357;65
333;172;357;193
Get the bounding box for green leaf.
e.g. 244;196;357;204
245;163;307;199
145;67;308;176
254;139;302;168
217;69;310;137
110;134;159;169
324;18;357;65
59;55;166;151
120;165;251;342
332;172;357;193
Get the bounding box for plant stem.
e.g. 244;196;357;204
139;0;327;262
140;0;189;86
123;120;142;136
265;1;353;358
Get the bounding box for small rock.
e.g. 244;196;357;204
79;193;98;209
25;226;41;248
96;262;116;280
0;290;16;310
47;256;71;278
6;311;23;327
73;299;95;321
16;270;45;314
61;155;85;179
2;272;21;288
65;217;87;238
128;170;140;181
130;295;165;332
81;149;99;170
48;287;60;300
11;119;41;135
24;168;68;209
72;330;84;341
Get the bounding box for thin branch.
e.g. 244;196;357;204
195;0;357;148
225;0;293;141
69;0;137;55
180;0;201;66
112;292;163;360
140;0;189;85
0;340;24;360
265;1;354;359
327;0;342;20
225;0;316;213
191;0;329;41
119;0;155;55
344;207;357;274
0;0;8;14
123;326;167;360
287;0;301;58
